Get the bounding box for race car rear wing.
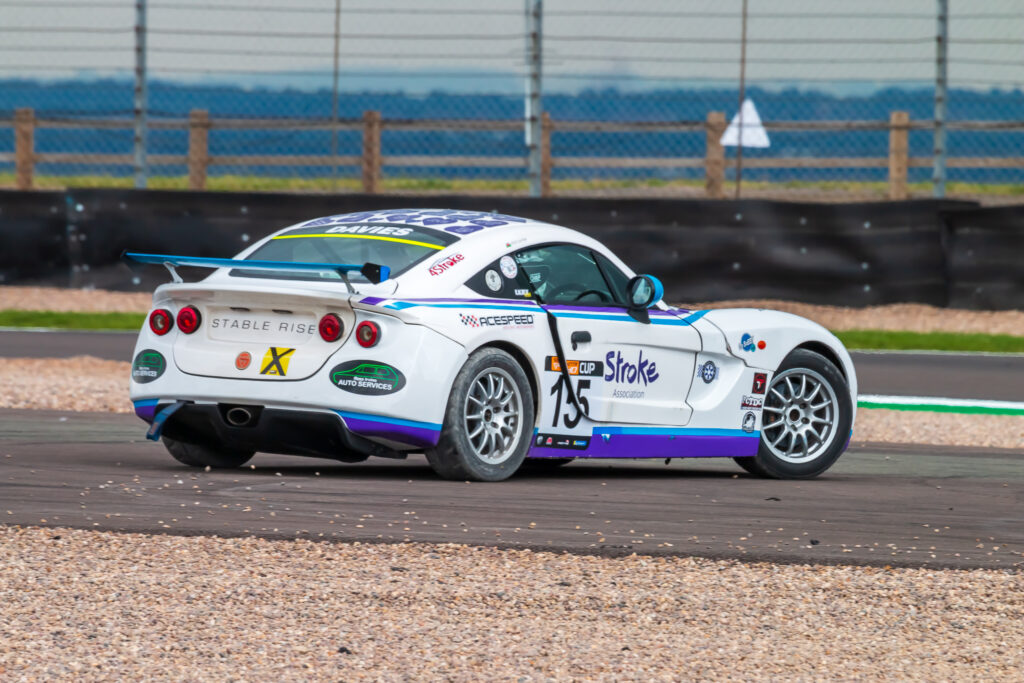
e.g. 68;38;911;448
122;251;390;292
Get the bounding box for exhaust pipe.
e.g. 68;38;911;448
225;406;253;427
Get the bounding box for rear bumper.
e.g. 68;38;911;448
134;400;440;460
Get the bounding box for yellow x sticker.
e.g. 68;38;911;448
260;347;295;376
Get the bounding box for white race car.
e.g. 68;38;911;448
126;209;856;481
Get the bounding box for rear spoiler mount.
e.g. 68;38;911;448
122;251;390;293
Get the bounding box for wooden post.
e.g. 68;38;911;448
14;108;35;190
540;112;553;197
187;109;210;190
888;110;909;200
705;111;726;199
362;110;382;193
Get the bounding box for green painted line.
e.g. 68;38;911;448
858;394;1024;416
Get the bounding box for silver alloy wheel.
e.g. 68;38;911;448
761;367;839;464
463;366;523;465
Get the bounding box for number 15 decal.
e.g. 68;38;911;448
550;376;590;428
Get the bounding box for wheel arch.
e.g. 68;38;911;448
476;341;540;421
794;341;847;380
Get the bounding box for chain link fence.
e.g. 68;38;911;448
1;0;1023;202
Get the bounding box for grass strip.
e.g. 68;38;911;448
0;312;1021;354
0;310;144;331
835;329;1024;354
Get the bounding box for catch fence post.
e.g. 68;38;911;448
362;110;381;194
540;112;553;197
187;109;210;190
888;111;910;200
705;111;726;199
14;108;35;190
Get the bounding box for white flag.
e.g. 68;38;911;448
721;98;770;148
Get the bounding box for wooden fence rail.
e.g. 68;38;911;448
3;108;1023;198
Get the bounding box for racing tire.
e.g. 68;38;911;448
162;436;255;469
733;348;852;480
426;348;535;482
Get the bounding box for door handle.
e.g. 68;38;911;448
570;330;591;350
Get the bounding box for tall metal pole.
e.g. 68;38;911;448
734;0;748;199
133;0;148;189
331;0;342;193
933;0;949;198
525;0;543;198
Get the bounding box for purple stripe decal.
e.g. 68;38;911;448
358;296;387;306
544;304;678;316
394;297;538;306
134;402;158;422
341;415;441;448
529;433;759;459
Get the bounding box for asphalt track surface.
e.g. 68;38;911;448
1;329;1022;399
2;409;1022;570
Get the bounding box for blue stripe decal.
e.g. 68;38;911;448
334;410;442;431
380;300;710;326
551;309;709;325
593;426;759;438
133;399;159;409
678;310;710;325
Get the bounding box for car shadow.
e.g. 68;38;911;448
197;456;752;481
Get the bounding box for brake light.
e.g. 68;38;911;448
319;313;343;342
176;305;201;334
149;309;173;336
356;320;380;347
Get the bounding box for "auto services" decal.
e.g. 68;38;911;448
329;360;407;395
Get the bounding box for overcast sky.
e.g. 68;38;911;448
2;0;1022;93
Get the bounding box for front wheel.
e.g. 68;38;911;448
426;348;535;482
733;348;852;479
162;436;254;469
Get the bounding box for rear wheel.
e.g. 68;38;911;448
426;348;534;482
733;348;852;479
162;436;254;469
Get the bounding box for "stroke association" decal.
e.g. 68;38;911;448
604;349;659;386
329;360;407;395
131;349;166;384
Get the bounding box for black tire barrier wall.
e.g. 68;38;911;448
0;189;1019;309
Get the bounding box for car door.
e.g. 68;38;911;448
514;244;701;427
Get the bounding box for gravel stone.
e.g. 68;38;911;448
0;287;151;314
0;526;1021;680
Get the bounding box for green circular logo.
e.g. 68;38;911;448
132;349;166;384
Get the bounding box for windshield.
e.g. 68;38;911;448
232;223;458;282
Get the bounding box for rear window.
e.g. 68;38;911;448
232;223;458;282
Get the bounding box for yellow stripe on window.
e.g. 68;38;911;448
272;233;444;250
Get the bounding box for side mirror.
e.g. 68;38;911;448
625;274;664;323
627;274;663;308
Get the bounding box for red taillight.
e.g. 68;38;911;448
319;313;343;342
356;320;380;348
176;305;201;334
149;308;173;336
